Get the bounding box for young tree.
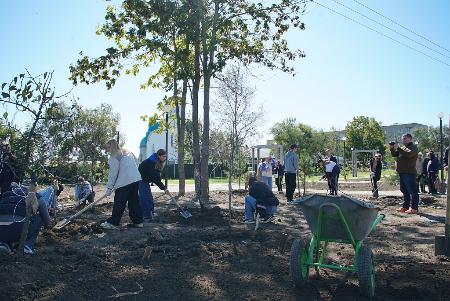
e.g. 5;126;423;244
213;65;262;224
0;70;72;179
413;125;449;154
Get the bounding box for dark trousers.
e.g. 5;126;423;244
428;172;437;194
416;174;427;193
285;173;296;201
399;173;419;210
326;173;337;195
107;182;143;226
275;176;283;192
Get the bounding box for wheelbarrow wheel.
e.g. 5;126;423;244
357;245;375;298
290;238;309;287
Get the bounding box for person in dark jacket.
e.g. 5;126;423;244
274;160;284;193
325;149;338;164
390;134;419;214
0;152;20;196
426;151;440;194
138;149;169;221
242;177;279;223
369;154;382;198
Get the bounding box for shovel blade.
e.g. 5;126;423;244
53;218;70;230
179;210;192;219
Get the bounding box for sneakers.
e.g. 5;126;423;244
100;221;119;230
23;245;34;255
396;207;408;213
127;223;144;228
241;218;255;224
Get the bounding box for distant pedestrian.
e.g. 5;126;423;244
274;160;285;193
369;154;382;198
426;151;440;195
256;158;265;181
261;156;274;189
390;134;419;214
318;159;340;196
416;152;426;193
284;144;299;202
100;139;143;230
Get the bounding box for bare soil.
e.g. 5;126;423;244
1;188;449;301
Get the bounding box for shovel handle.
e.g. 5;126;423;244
64;194;107;222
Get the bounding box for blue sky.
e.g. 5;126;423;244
1;0;449;155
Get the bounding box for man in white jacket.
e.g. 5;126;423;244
101;139;143;230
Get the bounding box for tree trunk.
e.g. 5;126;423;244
176;79;187;196
199;0;219;205
192;0;202;201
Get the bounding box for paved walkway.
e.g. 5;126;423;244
164;183;405;197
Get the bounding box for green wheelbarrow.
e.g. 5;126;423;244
289;194;385;298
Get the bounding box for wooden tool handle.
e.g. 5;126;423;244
65;194;107;222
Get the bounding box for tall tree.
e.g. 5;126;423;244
413;125;449;154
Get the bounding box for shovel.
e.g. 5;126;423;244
53;194;107;230
166;191;192;219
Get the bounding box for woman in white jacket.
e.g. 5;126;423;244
100;139;143;230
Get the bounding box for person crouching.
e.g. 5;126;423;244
242;177;279;224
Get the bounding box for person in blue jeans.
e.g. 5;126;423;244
138;149;169;222
242;177;279;223
390;134;419;214
0;190;52;255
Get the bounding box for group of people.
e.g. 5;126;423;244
242;144;299;223
0;139;169;254
390;133;449;214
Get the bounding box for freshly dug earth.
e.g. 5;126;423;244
1;189;449;301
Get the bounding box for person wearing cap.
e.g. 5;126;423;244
74;177;95;207
369;153;382;198
284;144;299;202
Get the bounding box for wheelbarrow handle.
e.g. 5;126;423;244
370;213;385;233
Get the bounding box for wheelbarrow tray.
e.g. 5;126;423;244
292;194;380;241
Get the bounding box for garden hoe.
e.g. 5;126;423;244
166;191;192;219
53;194;107;230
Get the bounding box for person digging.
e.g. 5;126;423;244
242;177;279;224
100;139;143;230
138;149;170;222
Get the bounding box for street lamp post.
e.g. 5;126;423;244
341;137;347;166
438;112;445;194
163;104;171;188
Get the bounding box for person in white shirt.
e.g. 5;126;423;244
100;139;143;230
318;159;340;196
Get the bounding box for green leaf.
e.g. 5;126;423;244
2;112;8;119
1;83;6;90
1;92;10;98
